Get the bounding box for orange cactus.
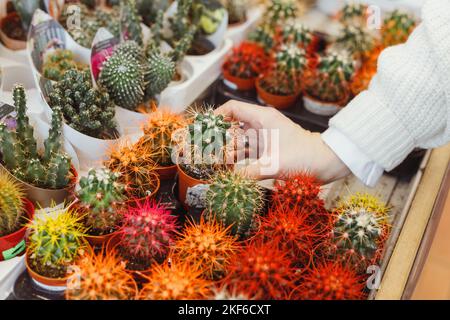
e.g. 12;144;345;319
139;257;212;300
172;218;239;279
65;250;138;300
105;139;160;199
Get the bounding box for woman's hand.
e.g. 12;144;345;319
215;100;351;183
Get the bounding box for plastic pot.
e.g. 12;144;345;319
0;199;34;261
177;164;208;207
0;12;26;51
222;66;256;91
256;78;299;110
303;92;349;116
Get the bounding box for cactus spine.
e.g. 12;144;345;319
224;42;268;79
0;172;25;237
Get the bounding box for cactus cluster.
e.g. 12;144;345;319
248;24;275;53
76;168;125;236
205;171;264;238
42;49;88;82
339;2;368;26
27;205;87;278
382;10;416;47
66;250;137;300
0;85;73;190
120;0;143;46
278;20;313;49
264;0;297;28
222;0;247;25
0;172;25;237
172;218;238;279
223;42;268;79
337;24;375;60
49;69;118;139
304;50;355;103
139;258;212;300
118;199;178;270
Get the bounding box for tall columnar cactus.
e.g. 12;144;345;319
337;24;375;59
139;257;212;300
135;110;187;167
339;2;367;26
76;168;125;236
172;218;238;279
99;49;145;111
264;0;297;28
50;69;117;139
120;0;143;46
27;205;87;279
305;50;355;103
42;49;88;82
279;20;312;49
205;171;264;238
66;251;138;300
330;193;390;270
382;10;416;47
0;172;25;237
169;0;194;42
0;85;72;189
223;42;268;79
119;199;178;270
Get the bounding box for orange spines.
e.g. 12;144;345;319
221;241;297;300
272;173;322;210
223;42;269;79
172;218;239;279
65;250;138;300
292;260;366;300
138;257;212;300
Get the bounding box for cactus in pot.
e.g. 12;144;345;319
76;168;125;236
0;172;25;237
382;10;416;47
264;0;297;28
42;49;88;82
0;85;73;190
339;2;368;26
248;24;275;54
49;69;118;139
278;20;313;50
336;24;375;60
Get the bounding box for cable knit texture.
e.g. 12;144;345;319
328;0;450;171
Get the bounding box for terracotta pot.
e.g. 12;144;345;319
0;12;26;51
0;199;34;261
222;67;256;91
256;78;299;110
155;164;177;181
303;91;350;116
0;162;78;208
176;164;207;207
84;229;121;248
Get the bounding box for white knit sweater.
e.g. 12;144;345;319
328;0;450;171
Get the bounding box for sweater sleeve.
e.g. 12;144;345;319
326;0;450;171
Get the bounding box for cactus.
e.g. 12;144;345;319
49;69;118;139
99;49;145;111
172;218;238;279
248;24;275;54
264;0;297;28
223;42;268;79
169;0;195;42
336;24;375;60
42;49;88;82
339;2;367;26
205;171;264;238
278;20;312;49
27;204;87;279
66;250;137;300
76;168;125;236
0;85;73;189
221;241;296;299
197;0;226;35
115;40;145;62
329;193;390;270
104;140;160;199
118;199;178;270
292;260;366;300
120;0;143;46
137;0;169;27
304;50;355;103
135;110;187;167
0;172;25;237
139;257;212;300
382;10;416;47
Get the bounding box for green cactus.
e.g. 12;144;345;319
279;20;312;48
116;40;145;63
170;0;195;42
339;2;367;25
76;168;125;236
205;171;264;238
0;85;72;190
42;49;88;82
382;10;416;47
120;0;143;46
49;69;117;139
248;24;275;54
197;0;226;35
0;172;25;237
144;52;176;100
27;204;87;279
337;24;375;59
264;0;297;28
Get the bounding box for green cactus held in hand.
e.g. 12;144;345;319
206;171;264;238
120;0;143;46
0;172;25;237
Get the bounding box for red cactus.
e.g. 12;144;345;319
221;241;297;300
292;260;367;300
118;199;178;270
223;42;268;79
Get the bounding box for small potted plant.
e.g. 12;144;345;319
42;49;88;82
256;43;307;109
25;204;88;291
303;50;355;116
104;140;160;201
107;199;178;276
222;41;268;91
382;10;416;48
65;250;138;300
175;108;234;207
337;2;368;26
277;20;318;54
336;23;375;61
134;109;187;180
74;167;125;247
0;172;34;261
263;0;297;29
247;24;275;54
0;85;76;207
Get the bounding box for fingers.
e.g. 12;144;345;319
215;100;267;128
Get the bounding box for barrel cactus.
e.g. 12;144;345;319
0;172;25;237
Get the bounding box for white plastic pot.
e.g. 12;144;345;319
303;94;344;117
